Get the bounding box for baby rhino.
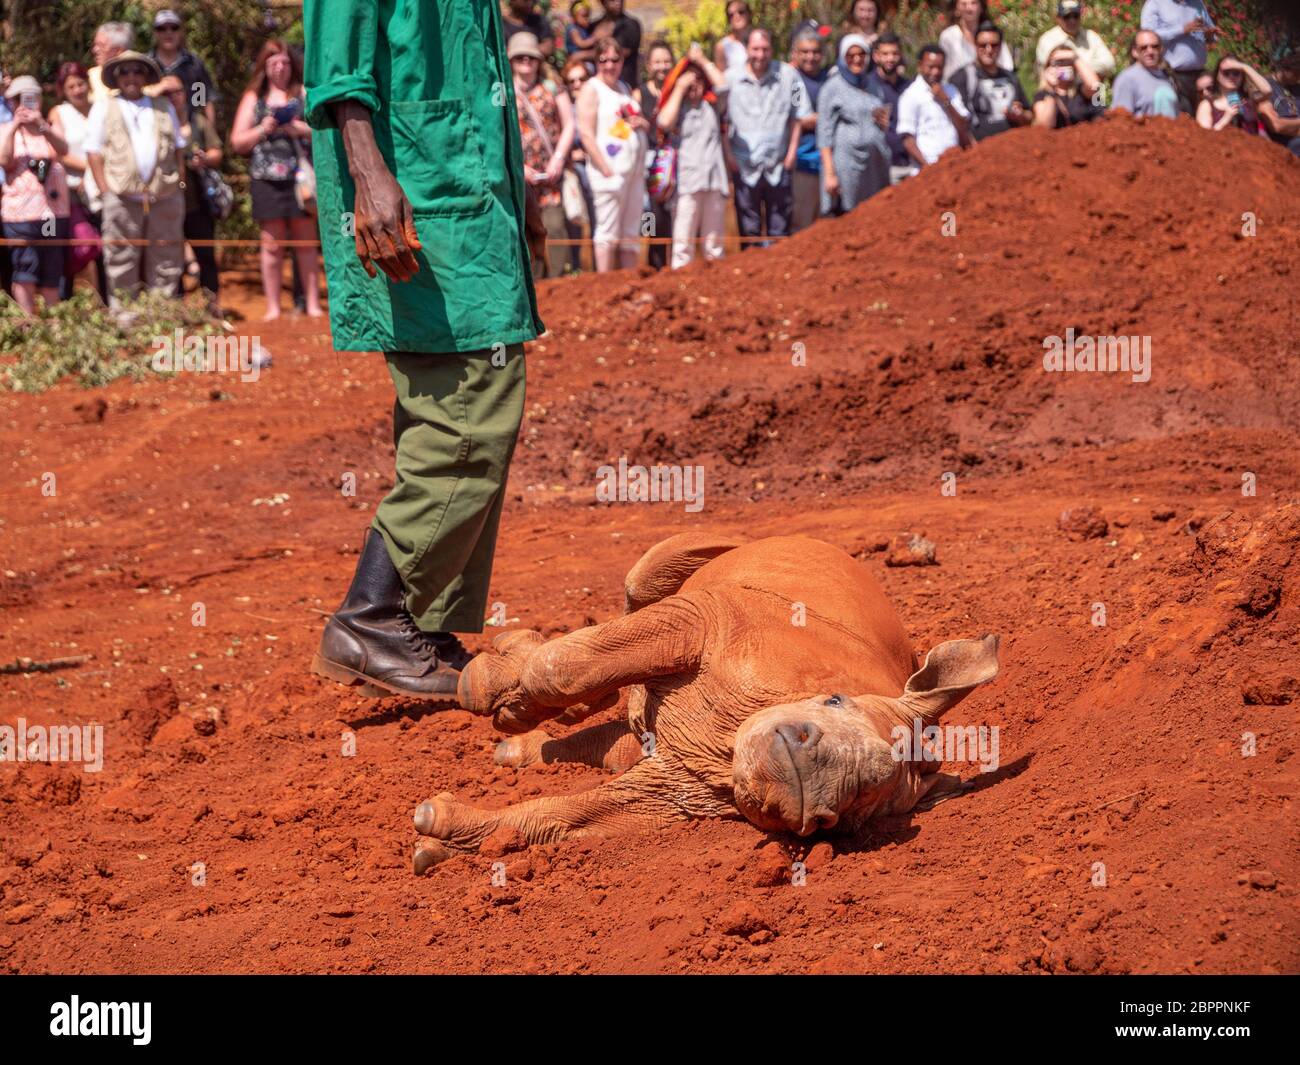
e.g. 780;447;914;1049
413;533;1000;873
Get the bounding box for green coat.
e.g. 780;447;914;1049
304;0;543;353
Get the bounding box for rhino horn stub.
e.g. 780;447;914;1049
897;634;1000;725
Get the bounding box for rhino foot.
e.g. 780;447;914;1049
493;732;547;768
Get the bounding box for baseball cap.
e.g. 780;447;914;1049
154;10;183;29
506;33;544;61
1058;1;1082;15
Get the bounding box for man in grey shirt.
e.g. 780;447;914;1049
1139;0;1217;113
1110;29;1181;118
722;27;811;245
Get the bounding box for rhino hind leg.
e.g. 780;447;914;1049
494;719;645;773
412;757;726;874
911;772;972;811
623;532;746;612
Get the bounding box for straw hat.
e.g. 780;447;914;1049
102;50;162;89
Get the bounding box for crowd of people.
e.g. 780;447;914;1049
2;2;1298;319
506;0;1300;276
0;10;316;320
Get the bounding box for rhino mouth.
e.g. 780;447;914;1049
772;727;839;836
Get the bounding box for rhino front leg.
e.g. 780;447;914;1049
493;719;646;773
460;596;706;734
412;756;727;874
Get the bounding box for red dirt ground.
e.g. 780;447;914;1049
1;114;1297;974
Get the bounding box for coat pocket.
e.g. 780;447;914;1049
388;99;491;217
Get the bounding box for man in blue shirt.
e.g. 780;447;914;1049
723;28;811;245
790;27;827;232
1140;0;1217;114
864;34;913;185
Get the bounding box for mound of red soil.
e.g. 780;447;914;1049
1;115;1296;974
521;114;1299;497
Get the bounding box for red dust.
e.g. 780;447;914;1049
1;115;1297;973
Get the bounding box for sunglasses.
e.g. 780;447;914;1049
117;66;149;77
157;25;181;32
1137;44;1160;52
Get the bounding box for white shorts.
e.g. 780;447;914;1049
592;179;645;250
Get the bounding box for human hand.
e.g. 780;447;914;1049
872;105;890;129
352;164;422;282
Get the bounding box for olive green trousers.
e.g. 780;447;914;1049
372;344;525;633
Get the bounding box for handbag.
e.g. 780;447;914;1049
293;139;317;215
198;166;235;220
647;141;677;204
561;167;587;226
65;198;101;279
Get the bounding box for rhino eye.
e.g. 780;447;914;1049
824;694;845;708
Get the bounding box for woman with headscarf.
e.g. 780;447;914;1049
816;34;891;217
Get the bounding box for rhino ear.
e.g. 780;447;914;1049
897;635;1000;725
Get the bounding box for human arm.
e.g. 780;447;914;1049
1088;32;1117;79
82;102;108;191
896;89;925;167
1141;0;1199;43
546;89;577;184
1221;57;1271;101
782;116;800;171
48;108;87;174
1074;56;1101;98
1032;94;1059;127
656;71;691;131
575;82;613;178
933;82;972;146
229;91;275;155
688;44;727;90
330;99;422;281
1257;98;1300;138
0;121;15;169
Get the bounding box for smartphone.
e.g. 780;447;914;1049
1226;91;1242;107
20;90;39;111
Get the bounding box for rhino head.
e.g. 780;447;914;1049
731;635;1000;836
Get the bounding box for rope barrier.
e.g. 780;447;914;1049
0;234;790;248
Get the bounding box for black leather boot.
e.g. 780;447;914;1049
312;531;467;698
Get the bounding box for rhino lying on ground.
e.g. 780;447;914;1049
413;534;1000;873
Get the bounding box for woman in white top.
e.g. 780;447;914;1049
49;61;106;299
576;37;649;272
714;1;753;73
49;62;101;211
940;0;1012;75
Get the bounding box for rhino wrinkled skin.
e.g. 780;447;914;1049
413;534;1000;874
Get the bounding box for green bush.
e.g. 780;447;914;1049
0;288;219;393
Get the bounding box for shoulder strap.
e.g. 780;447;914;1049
515;83;554;159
